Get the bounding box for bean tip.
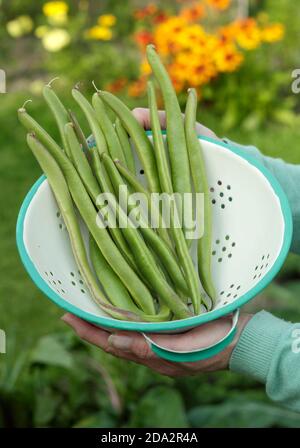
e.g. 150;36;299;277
74;81;83;91
46;77;60;88
19;99;32;112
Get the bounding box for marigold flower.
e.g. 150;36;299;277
260;23;284;43
105;78;128;93
206;0;231;10
128;77;147;97
134;30;153;49
214;43;244;72
42;28;71;52
43;1;68;17
180;3;206;22
98;14;116;27
7;15;33;38
234;18;261;50
86;26;113;41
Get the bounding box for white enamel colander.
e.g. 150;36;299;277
16;135;292;362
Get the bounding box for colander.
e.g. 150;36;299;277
16;135;292;362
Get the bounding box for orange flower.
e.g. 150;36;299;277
180;3;206;22
206;0;231;10
134;30;153;49
214;43;244;72
105;78;127;93
260;23;284;43
234;18;261;50
128;77;147;97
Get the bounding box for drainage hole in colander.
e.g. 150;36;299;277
218;258;222;263
70;272;75;277
210;187;214;192
140;169;144;175
228;197;233;202
216;239;220;244
61;289;65;294
56;211;60;218
220;192;224;197
217;180;222;185
226;293;231;298
50;271;53;276
80;289;85;294
45;271;48;276
237;285;241;290
225;235;230;240
71;281;76;286
59;223;63;230
221;204;225;209
220;291;224;295
233;294;238;298
212;250;216;256
78;270;81;276
212;199;216;205
227;185;231;190
222;246;226;252
57;280;61;285
228;253;232;258
79;280;84;285
230;284;234;288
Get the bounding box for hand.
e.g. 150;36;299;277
62;313;252;376
132;107;220;141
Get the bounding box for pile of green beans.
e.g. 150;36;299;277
19;45;215;321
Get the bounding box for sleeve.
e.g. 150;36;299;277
223;139;300;411
223;138;300;255
230;310;300;412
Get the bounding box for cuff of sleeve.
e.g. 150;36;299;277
229;311;291;383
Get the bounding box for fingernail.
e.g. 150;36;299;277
61;314;71;324
108;335;132;352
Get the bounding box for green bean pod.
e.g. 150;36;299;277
94;160;192;319
68;109;90;155
115;118;136;174
43;84;71;157
185;88;216;304
90;235;171;321
102;153;190;298
115;161;201;314
64;122;100;200
26;133;145;321
98;90;160;193
92;93;126;164
146;44;192;218
114;160;172;248
72;87;108;156
22;113;156;315
89;147;140;272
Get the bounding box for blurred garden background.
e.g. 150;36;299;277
1;0;300;428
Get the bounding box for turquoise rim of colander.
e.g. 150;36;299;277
16;135;293;333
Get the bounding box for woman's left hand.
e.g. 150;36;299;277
62;312;252;377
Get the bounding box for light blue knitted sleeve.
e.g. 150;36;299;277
224;139;300;412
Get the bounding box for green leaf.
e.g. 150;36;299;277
30;335;74;369
34;388;61;426
188;399;300;428
128;386;188;428
73;411;117;428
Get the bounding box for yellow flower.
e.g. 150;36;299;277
35;25;49;38
86;26;113;41
98;14;116;27
214;43;244;72
206;0;231;10
140;59;151;76
42;28;71;52
47;13;68;26
234;18;261;50
260;23;284;43
43;2;68;17
7;15;33;38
